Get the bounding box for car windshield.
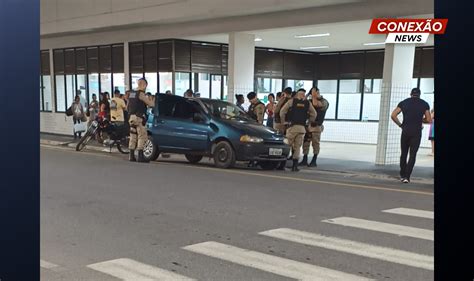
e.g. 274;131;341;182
200;99;254;122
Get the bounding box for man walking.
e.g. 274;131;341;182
300;86;329;167
127;78;155;163
391;88;432;183
280;88;317;172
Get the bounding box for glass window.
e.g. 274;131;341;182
317;80;337;119
420;78;434;109
113;73;126;94
76;74;87;105
198;73;211;99
159;72;173;94
412;78;419;88
100;73;112;94
256;78;271;94
55;75;66;112
65;74;76;108
40;77;43;111
158;95;178;117
271;79;283;94
144;73;158;95
175;72;190;96
131;73;143;90
223;75;228;101
362;79;382;121
42;75;52;111
211;75;222;99
337;79;362;120
286;80;313;91
88;73;99;102
173;100;197;119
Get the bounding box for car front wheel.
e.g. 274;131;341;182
142;136;160;162
213;141;236;169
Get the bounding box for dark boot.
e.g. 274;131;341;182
308;154;318;167
137;150;149;163
298;155;308;166
129;149;136;162
291;159;299;172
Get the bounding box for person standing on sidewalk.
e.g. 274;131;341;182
87;94;99;127
265;93;276;128
299;86;329;167
246;92;265;125
71;95;86;139
280;88;317;172
127;78;155;163
391;88;432;183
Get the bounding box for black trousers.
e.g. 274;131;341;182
400;132;422;180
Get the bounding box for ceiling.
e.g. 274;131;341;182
182;16;435;53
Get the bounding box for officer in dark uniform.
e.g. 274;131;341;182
246;92;265;124
280;88;317;171
127;78;155;163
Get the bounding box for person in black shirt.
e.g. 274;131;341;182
391;88;432;183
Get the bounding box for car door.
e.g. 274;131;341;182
151;95;180;150
167;100;211;152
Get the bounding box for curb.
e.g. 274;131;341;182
40;138;433;184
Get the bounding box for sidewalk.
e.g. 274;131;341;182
40;133;434;184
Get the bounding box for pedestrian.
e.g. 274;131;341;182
110;89;127;125
87;93;99;127
76;89;87;109
128;78;155;163
184;89;194;98
235;94;245;111
246;92;265;124
273;87;292;134
280;88;317;172
276;91;282;102
71;95;86;139
428;108;434;156
300;86;329;167
99;92;110;119
391;88;432;183
265;93;276;128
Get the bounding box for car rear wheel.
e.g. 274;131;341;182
213;141;236;169
142;136;160;162
185;154;203;164
258;161;280;170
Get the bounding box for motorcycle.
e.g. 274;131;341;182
76;116;130;154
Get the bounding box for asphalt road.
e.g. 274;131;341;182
41;145;434;281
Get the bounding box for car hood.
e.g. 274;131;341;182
218;119;284;141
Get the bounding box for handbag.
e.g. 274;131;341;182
81;115;87;122
74;122;87;133
65;106;73;116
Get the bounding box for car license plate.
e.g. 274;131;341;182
269;148;283;156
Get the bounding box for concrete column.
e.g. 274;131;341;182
124;41;130;90
375;44;416;165
227;32;255;103
49;48;56;113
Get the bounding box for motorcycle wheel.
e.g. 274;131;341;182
76;129;95;151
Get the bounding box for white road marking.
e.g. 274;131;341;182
382;208;434;219
322;217;434;241
87;258;195;281
183;241;373;281
40;259;59;269
259;228;433;270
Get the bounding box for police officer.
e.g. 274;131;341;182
246;92;265;124
127;78;155;163
300;86;329;167
273;87;292;135
280;88;316;172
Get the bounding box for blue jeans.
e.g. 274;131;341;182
266;117;274;128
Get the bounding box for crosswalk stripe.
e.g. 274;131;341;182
87;258;195;281
183;241;374;281
40;259;59;269
382;208;434;219
322;217;434;241
259;228;433;270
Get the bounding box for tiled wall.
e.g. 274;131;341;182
40;112;432;148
